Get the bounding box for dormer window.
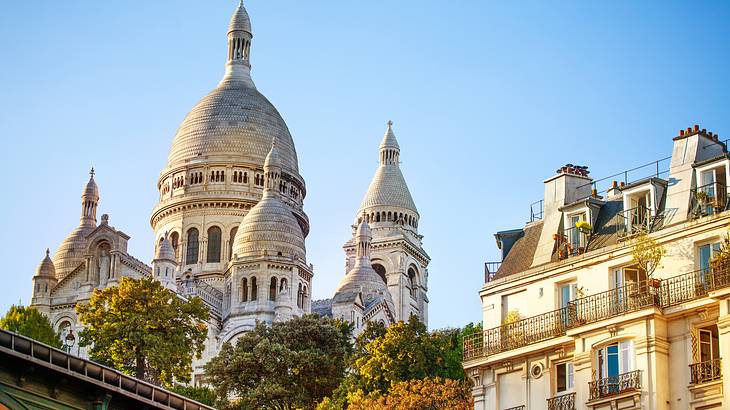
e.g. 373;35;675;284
557;211;590;259
619;178;666;238
692;164;728;219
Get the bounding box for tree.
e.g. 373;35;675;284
169;384;217;407
205;314;353;410
346;378;472;410
631;230;666;279
0;305;62;348
348;316;465;397
76;276;209;385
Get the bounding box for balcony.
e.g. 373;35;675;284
464;265;730;362
588;370;642;401
504;406;525;410
555;226;590;260
616;205;653;240
690;358;722;385
690;182;728;220
547;392;575;410
485;262;501;283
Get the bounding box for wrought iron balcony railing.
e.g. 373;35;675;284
690;358;722;384
589;370;642;401
485;262;501;283
547;392;576;410
690;182;728;219
556;226;591;260
480;307;570;356
616;206;653;240
504;406;525;410
463;265;730;361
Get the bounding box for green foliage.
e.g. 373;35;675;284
168;384;217;406
205;314;353;410
0;305;62;348
76;276;209;385
348;316;465;397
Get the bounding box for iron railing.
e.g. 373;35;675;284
570;280;658;326
690;182;728;219
482;307;570;356
485;262;501;283
464;265;730;361
530;200;544;222
556;226;591;260
589;370;642;401
547;392;576;410
616;206;653;240
504;406;525;410
690;358;722;384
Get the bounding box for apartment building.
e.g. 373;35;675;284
464;125;730;410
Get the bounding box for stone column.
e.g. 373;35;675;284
572;350;592;408
717;299;730;409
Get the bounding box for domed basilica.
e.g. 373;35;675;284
29;2;429;382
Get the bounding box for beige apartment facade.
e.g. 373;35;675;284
464;125;730;410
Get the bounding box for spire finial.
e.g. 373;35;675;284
45;248;50;256
239;0;244;7
387;120;393;128
89;167;95;178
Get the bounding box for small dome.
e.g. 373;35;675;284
84;169;99;199
380;121;400;150
53;224;93;280
264;138;281;169
232;194;305;259
228;1;252;35
155;235;176;262
35;249;56;278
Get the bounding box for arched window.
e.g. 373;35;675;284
280;278;288;292
269;277;277;301
243;172;248;184
170;231;180;258
297;283;303;308
302;285;308;308
372;264;387;283
251;277;258;301
206;226;222;263
408;267;418;298
186;228;199;265
229;227;238;261
241;278;248;302
376;213;381;222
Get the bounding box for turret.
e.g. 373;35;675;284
31;249;58;315
81;167;99;226
153;233;178;291
223;0;255;86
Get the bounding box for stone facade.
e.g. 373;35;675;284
464;125;730;409
28;2;430;384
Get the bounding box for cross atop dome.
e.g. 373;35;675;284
89;167;95;178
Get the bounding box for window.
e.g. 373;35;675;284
568;213;587;251
558;282;577;324
170;231;179;258
186;228;199;265
408;268;418;298
251;277;258;301
229;227;238;261
699;242;722;275
241;278;248;302
698;325;720;363
597;341;633;380
556;362;574;394
206;226;222;263
297;283;303;308
627;192;651;233
269;277;277;301
612;267;647;304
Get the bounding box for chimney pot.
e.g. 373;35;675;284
612;180;618;188
680;129;685;136
687;127;693;134
702;128;707;134
694;124;700;132
620;182;626;187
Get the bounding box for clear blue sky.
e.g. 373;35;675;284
1;1;729;330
